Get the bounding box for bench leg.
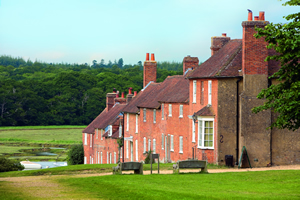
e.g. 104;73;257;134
200;163;208;173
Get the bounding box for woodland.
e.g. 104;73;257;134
0;56;184;126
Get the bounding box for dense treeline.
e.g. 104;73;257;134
0;56;183;126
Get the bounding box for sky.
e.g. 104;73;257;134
0;0;298;65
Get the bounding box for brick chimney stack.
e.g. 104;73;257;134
242;11;269;76
114;91;126;105
183;56;199;73
210;33;231;56
106;88;117;111
127;87;134;103
143;53;157;88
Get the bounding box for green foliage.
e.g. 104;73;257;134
144;150;154;164
67;144;84;165
0;157;24;172
117;138;123;148
253;0;300;130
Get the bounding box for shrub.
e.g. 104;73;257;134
144;150;155;164
67;144;84;165
0;157;24;172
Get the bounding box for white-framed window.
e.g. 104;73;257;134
193;80;197;103
136;140;138;161
143;108;146;122
84;156;87;164
101;129;103;141
198;118;214;149
126;113;129;131
153;139;156;154
90;134;93;147
108;125;112;136
114;152;116;164
143;137;146;153
153;109;156;123
208;80;212;105
171;135;174;151
162;133;164;150
107;152;109;164
136;114;138;133
179;136;183;153
84;133;87;145
90;156;92;164
162;103;164;120
148;139;151;151
119;124;122;138
101;152;103;164
110;153;112;164
192;120;195;143
96;151;98;164
169;104;172;117
120;147;122;158
126;140;129;158
92;157;93;164
96;129;98;139
179;105;183;118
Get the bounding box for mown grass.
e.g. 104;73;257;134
57;170;300;200
0;125;86;130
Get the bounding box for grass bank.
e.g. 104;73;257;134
56;170;300;199
0;125;86;130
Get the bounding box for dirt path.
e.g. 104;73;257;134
1;164;300;199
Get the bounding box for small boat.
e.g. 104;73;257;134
53;162;67;167
20;161;42;170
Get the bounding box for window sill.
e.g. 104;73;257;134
135;132;138;134
168;115;172;117
192;102;196;104
171;149;174;152
179;116;183;118
192;141;195;143
179;151;183;154
153;122;156;124
197;146;214;150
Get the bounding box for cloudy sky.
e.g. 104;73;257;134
0;0;298;65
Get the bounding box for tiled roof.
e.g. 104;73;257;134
82;104;125;134
194;105;215;116
187;40;242;79
111;130;121;139
137;75;189;108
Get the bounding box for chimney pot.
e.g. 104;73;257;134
113;88;117;93
259;11;265;21
222;33;227;37
116;93;119;98
146;53;149;61
134;91;137;96
121;92;124;98
248;11;253;21
128;87;132;95
151;53;155;61
254;16;259;21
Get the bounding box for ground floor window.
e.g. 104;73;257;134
84;156;86;164
179;136;183;153
198;118;214;149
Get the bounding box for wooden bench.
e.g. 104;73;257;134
113;162;143;175
173;160;208;174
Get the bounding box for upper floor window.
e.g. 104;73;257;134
96;128;98;139
126;113;129;131
101;129;103;141
201;81;204;105
90;134;93;147
208;80;212;105
169;104;172;117
108;125;112;136
148;139;151;151
135;114;138;133
179;105;183;118
143;108;146;122
198;119;214;149
162;103;164;120
119;124;122;138
179;136;183;153
193;80;197;103
153;109;156;123
84;133;87;145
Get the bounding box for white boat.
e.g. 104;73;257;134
53;162;67;167
20;161;42;170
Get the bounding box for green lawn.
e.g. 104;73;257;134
57;170;300;199
0;125;87;130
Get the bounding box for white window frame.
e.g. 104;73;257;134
136;114;138;133
153;109;156;123
110;153;112;164
96;128;98;139
90;156;92;164
107;152;109;164
193;80;197;103
148;139;151;152
126;113;129;131
192;120;196;143
108;125;112;136
97;151;98;164
136;140;138;161
119;124;122;138
126;140;129;158
101;152;103;164
179;136;183;153
179;105;183;118
208;80;212;105
120;147;123;158
161;103;164;120
84;156;87;164
84;133;87;145
143;137;146;153
171;135;174;151
153;139;156;154
162;133;164;150
198;117;214;149
143;108;146;122
114;152;116;164
169;104;172;117
101;129;103;141
90;134;93;147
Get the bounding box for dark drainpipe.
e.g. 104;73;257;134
236;77;242;165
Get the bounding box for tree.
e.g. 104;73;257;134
252;0;300;131
0;157;24;172
67;144;84;165
117;58;124;68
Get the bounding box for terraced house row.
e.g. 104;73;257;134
82;11;300;167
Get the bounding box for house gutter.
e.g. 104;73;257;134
236;77;242;165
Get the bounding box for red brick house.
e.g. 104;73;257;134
83;11;300;167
